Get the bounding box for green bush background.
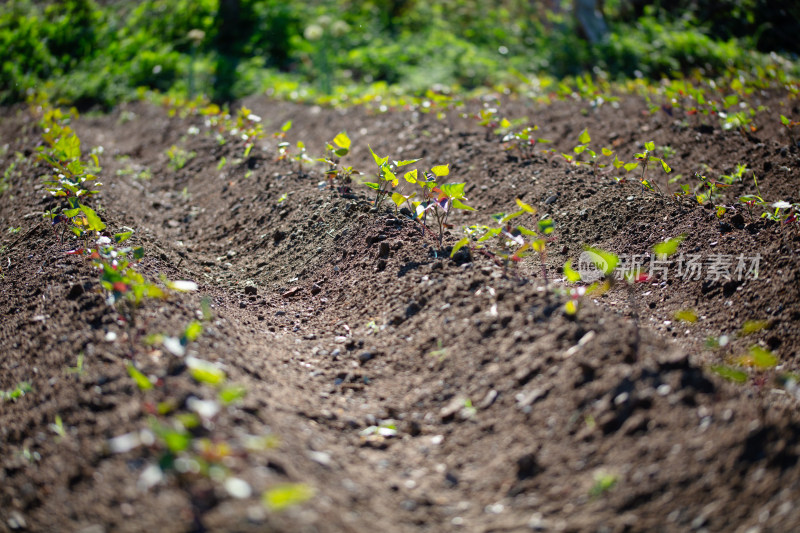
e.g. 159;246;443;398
2;0;798;107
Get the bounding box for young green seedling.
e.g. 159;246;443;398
319;132;359;192
509;199;555;287
293;141;315;173
780;114;799;147
502;125;551;159
411;164;474;248
166;145;196;171
35;106;107;246
474;107;499;141
273;120;293;162
1;381;32;402
453;199;553;280
762;201;799;229
694;173;731;205
363;145;420;210
233;106;264;158
634;141;671;194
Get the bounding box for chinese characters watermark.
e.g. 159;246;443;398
577;251;760;283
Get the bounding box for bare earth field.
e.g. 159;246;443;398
2;88;800;532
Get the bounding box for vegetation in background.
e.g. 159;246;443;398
1;0;798;108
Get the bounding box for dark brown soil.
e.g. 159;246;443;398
2;88;800;533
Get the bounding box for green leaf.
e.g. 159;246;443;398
133;247;145;260
578;128;591;144
404;169;418;183
56;134;81;160
652;234;686;258
440;182;466;199
574;145;586;155
219;385;247;404
748;345;778;369
174;413;200;429
381;166;396;183
332;132;350;150
589;472;617;497
281;120;292;132
334;147;349;157
127;363;153;391
451;237;470;258
187;357;226;386
537;218;554;235
780;115;791;126
451;198;474;211
183;321;203;343
601;147;613;156
391;192;413;208
739;320;771;336
674;309;698;323
67;160;86;176
623;162;639;172
363;182;380;190
723;94;739;108
644;141;655;151
160;427;191;452
563;260;581;283
394;158;421;167
497;210;524;224
584;247;618;275
114;230;134;243
79;204;106;232
368;145;388;167
564;299;579;315
431;164;449;177
612;154;624;169
263;483;314;512
515;198;536;214
477;227;502;242
710;365;748;383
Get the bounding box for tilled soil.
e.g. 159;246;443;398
1;89;800;533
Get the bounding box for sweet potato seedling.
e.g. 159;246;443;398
319;132;358;191
474;107;499;141
35;103;109;245
762;201;799;228
563;128;611;173
232;106;264;158
634;141;671;194
502;125;551;159
410;165;474;248
363;145;420;211
780;114;799;147
562;247;618;317
1;381;32;402
263;483;314;512
739;173;766;219
166;145;196;171
452;199;553;280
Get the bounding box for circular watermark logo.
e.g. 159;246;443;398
577;250;608;282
